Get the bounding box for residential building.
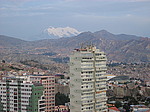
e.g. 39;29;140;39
0;76;45;112
28;75;55;112
0;75;55;112
69;45;107;112
130;105;150;112
55;105;69;112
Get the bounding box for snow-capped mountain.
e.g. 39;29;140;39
44;26;81;39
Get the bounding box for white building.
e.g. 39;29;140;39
69;46;108;112
0;75;55;112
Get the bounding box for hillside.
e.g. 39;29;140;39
0;30;149;63
0;35;28;54
0;35;26;47
28;30;149;63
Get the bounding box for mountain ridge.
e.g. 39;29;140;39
0;30;149;63
0;35;27;47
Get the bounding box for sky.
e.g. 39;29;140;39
0;0;150;40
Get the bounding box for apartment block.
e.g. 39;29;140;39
29;75;55;112
0;75;55;112
69;46;107;112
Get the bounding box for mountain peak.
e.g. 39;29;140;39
93;30;114;40
99;29;109;33
44;26;81;38
94;30;113;34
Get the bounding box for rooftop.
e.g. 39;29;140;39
108;75;129;81
108;107;120;111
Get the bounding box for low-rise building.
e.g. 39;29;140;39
130;105;150;112
108;107;120;112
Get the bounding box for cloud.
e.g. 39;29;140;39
63;0;150;1
0;0;36;2
0;12;47;17
130;0;150;2
0;1;58;17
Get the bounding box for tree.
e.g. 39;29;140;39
145;97;150;106
2;60;5;63
115;101;122;108
128;97;138;105
55;92;70;106
123;104;130;112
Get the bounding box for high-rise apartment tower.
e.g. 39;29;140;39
69;46;107;112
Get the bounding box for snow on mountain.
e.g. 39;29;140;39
45;26;81;38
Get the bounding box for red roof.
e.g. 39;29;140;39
109;107;120;111
146;109;150;112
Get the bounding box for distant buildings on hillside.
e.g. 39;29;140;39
0;45;150;112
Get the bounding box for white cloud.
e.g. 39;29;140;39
112;0;150;1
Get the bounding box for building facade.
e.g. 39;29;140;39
0;75;55;112
69;46;107;112
29;75;55;112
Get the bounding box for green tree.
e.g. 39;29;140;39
115;101;122;108
55;92;70;106
123;104;130;112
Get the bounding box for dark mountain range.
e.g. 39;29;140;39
0;30;149;63
93;30;141;40
0;35;27;47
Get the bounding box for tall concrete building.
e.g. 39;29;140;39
69;46;107;112
0;75;55;112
